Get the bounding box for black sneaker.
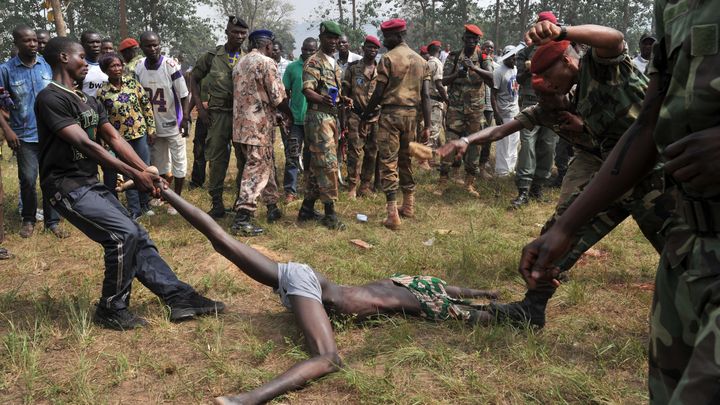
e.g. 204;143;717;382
168;292;225;322
297;207;324;222
93;305;149;331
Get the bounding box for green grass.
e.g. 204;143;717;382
0;136;656;403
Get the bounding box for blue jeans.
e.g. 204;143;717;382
53;183;194;309
282;124;304;195
125;136;151;218
16;140;60;227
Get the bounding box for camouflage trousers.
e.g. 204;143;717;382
304;110;339;203
427;100;445;149
441;106;485;176
648;188;720;404
377;107;418;200
346;113;378;188
545;150;673;272
0;163;4;243
233;143;279;213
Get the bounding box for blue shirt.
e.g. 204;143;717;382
0;55;52;142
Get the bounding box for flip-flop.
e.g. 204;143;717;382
0;247;12;260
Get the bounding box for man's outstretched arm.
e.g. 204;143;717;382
437;119;524;160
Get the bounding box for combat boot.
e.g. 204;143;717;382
483;282;557;329
399;191;415;218
418;160;432;171
347;183;358;200
529;183;544;201
230;209;264;236
433;174;449;196
464;174;480;197
451;166;463;185
357;182;373;197
207;197;225;219
382;200;402;230
266;204;282;223
320;202;346;230
297;199;323;222
510;188;530;209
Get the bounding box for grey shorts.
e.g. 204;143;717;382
275;262;323;309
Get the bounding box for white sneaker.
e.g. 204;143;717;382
167;206;178;215
149;198;164;207
144;209;156;217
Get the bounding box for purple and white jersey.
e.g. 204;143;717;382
134;56;189;137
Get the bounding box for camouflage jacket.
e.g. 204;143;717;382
342;58;378;120
427;55;444;99
516;45;537;106
443;47;491;111
192;45;244;112
232;50;285;146
302;50;343;106
376;42;430;109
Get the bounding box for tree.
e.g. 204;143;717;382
204;0;297;55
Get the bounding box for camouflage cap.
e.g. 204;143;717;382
320;21;343;37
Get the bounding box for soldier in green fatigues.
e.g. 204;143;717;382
297;21;349;230
187;16;249;218
440;24;493;197
517;9;720;402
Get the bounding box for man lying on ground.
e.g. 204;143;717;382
151;186;497;404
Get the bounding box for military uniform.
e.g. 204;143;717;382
426;55;445;149
232;49;284;215
514;45;559;195
302;49;343;203
376;42;430;199
442;47;489;177
342;59;379;192
191;44;244;210
645;2;720;403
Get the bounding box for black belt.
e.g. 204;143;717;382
308;103;339;115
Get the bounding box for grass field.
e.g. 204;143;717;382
0;138;657;404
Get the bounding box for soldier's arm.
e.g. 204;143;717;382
437;119;525;159
302;59;332;106
525;22;624;59
361;56;389;121
420;80;432;137
189;52;212;124
441;56;458;86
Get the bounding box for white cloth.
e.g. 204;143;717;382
135;56;189;137
323;52;337;69
82;61;108;97
439;50;449;64
277;57;290;79
495;111;520;176
493;64;519;114
632;55;648;74
150;134;187;178
335;51;361;73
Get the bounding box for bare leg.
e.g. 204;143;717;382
445;285;499;300
159;188;278;287
214;296;340;405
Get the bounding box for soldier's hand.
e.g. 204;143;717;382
494;114;504;126
525;21;562;46
133;170;161;196
419;127;431;144
321;94;334;107
558;111;584;133
518;229;568;289
663;125;720;194
197;107;210;125
437;139;467;160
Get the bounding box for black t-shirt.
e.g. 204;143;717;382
35;82;108;195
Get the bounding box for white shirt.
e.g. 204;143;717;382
323;52;337;69
632;55;649;74
135;56;189;137
334;51;361;73
439;50;449;64
82;61;108;97
277;57;290;79
493;64;519;115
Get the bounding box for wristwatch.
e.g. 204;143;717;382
554;25;568;42
460;137;470;145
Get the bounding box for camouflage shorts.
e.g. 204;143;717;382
390;274;472;321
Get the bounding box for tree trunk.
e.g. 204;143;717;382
50;0;67;36
119;0;128;39
337;0;344;24
494;0;500;46
352;0;356;29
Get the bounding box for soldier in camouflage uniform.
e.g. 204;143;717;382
342;35;381;199
426;40;448;150
440;24;494;197
229;30;286;236
516;12;720;402
440;25;676;330
298;21;349;230
361;18;432;230
188;16;249;218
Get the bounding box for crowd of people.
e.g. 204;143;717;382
0;3;718;403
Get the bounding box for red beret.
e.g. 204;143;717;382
537;11;558;24
419;46;428;53
364;35;381;47
464;24;483;37
118;38;139;52
381;18;407;33
530;40;571;74
531;75;555;94
429;40;441;47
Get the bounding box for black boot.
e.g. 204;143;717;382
297;199;323;222
207;197;226;219
266;204;282;223
529;183;545;201
320;202;346;230
483;281;557;329
230;209;264;236
510;189;530;209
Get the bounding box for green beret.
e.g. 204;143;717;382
320;21;343;36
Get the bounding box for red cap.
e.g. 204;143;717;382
419;46;428;53
537;11;558;24
364;35;381;48
118;38;139;52
531;75;555;94
429;40;441;47
380;18;407;33
530;40;571;74
464;24;483;37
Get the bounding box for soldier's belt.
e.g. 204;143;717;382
680;197;720;234
308;103;339;115
381;104;418;111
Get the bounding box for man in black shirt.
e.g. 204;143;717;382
35;37;225;330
